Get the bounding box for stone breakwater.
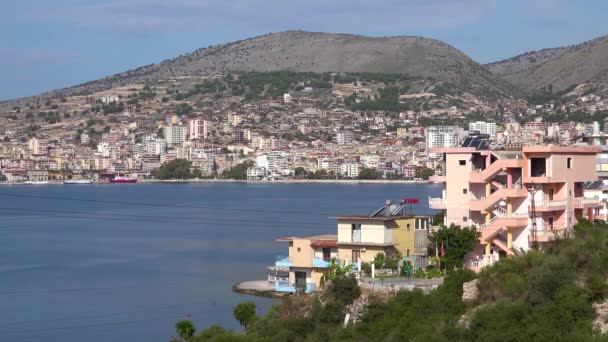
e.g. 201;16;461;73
462;279;480;302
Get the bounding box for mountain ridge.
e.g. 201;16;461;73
0;30;517;112
486;35;608;93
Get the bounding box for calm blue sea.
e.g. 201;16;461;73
0;182;440;341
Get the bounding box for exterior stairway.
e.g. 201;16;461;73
492;232;515;256
470;158;524;183
470;187;527;212
478;209;526;256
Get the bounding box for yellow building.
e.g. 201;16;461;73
273;235;337;293
333;202;433;268
271;201;434;294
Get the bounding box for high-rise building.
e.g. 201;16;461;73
336;130;352;145
228;113;242;126
468;121;497;137
425;126;461;158
189;119;209;140
164;126;187;146
28;137;48;156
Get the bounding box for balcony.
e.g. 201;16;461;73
276;256;332;268
573;197;602;209
275;256;293;267
535;199;567;211
523;176;553;184
275;281;317;293
428;197;447;209
535;229;567;242
312;257;331;268
465;255;497;271
478;213;528;242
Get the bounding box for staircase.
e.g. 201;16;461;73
470;187;527;212
470;158;524;183
492;232;514;256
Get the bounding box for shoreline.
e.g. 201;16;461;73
1;179;432;186
232;280;290;299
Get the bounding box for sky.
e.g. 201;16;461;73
1;0;608;101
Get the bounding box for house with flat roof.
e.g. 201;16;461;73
429;135;602;271
272;235;337;293
270;201;433;294
332;201;433;269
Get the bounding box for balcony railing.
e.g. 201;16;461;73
267;275;289;283
466;255;496;269
537;199;567;208
574;197;602;207
275;281;317;293
535;229;567;242
429;197;447;209
275;256;293;267
312;257;331;268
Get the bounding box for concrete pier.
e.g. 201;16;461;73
232;280;289;298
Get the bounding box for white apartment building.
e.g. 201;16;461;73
28;137;48;156
341;163;360;178
468;121;497;138
80;133;90;145
303;108;318;116
247;166;267;180
336;130;352;145
228;113;242;126
360;155;380;169
96;95;119;104
164;125;187;146
425;126;462;158
97;142;110;158
145;139;166;156
189;119;209;140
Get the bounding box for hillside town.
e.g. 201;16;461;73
1;73;608;184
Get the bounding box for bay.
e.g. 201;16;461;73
0;182;440;341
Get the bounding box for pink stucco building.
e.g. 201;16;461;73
429;143;602;271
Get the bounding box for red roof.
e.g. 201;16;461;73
311;240;338;248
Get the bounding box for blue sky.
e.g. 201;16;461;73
1;0;607;101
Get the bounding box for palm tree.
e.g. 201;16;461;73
322;257;354;285
175;320;196;341
233;302;257;330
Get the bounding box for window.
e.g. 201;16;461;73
463;189;468;194
567;158;572;169
297;247;301;252
406;249;410;257
351;224;361;243
352;250;360;263
406;223;411;229
462;217;468;222
459;160;466;166
548;217;554;230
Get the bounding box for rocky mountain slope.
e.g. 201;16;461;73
487;36;608;93
0;31;518;112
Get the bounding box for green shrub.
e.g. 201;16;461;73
332;275;361;305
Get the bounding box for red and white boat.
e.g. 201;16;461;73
110;176;137;183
